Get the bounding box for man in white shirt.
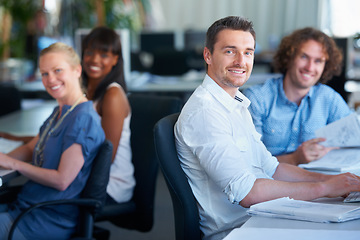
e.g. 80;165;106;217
175;16;360;240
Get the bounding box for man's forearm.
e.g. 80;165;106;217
273;162;330;182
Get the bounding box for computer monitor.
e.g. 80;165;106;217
74;28;131;83
183;30;206;70
137;31;190;75
184;30;206;53
139;31;176;53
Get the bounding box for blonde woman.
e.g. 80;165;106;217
0;42;105;239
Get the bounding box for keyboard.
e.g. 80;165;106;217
344;192;360;203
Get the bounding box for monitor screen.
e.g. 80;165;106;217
74;28;131;83
140;32;176;53
183;30;206;70
184;30;206;52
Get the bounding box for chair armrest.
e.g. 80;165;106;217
8;198;102;240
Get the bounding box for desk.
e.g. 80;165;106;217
127;72;280;92
0;100;57;186
126;72;281;102
18;73;281;102
224;198;360;240
0;100;57;136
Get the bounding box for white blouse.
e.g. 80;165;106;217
94;82;135;203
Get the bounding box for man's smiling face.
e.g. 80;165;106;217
204;29;255;97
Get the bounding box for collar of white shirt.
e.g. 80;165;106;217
202;74;251;112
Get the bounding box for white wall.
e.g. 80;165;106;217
152;0;320;51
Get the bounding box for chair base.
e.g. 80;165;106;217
93;225;110;240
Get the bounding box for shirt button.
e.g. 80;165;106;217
293;127;298;131
271;129;275;133
291;143;295;146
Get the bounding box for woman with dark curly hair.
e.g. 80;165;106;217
243;27;352;166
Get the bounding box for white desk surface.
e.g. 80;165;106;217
19;73;280;94
0;100;57;186
127;72;280;92
224;198;360;240
0;100;57;136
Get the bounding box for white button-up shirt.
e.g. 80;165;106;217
175;75;279;240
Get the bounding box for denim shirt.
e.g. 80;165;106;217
9;101;105;240
243;77;352;156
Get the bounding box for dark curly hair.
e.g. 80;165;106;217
273;27;343;84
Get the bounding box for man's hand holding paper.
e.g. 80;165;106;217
295;137;338;164
299;113;360;172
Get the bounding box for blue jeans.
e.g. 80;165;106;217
0;204;27;240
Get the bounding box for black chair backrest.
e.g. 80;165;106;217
81;139;113;205
77;140;112;236
154;113;202;240
0;85;21;117
109;94;183;231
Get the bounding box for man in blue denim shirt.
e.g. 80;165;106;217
243;28;351;166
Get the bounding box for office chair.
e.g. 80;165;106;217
95;94;183;236
0;85;22;117
8;140;113;240
154;113;202;240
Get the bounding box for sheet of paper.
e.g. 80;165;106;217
315;113;360;147
299;148;360;172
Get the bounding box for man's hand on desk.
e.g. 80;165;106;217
322;173;360;198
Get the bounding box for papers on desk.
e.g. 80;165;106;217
0;137;23;154
224;228;359;240
247;197;360;223
299;113;360;172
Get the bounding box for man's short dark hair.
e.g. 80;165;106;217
205;16;256;54
273;27;343;83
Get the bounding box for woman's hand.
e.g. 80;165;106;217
0;152;14;169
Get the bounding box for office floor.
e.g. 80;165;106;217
96;171;176;240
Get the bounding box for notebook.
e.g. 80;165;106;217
247;197;360;223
